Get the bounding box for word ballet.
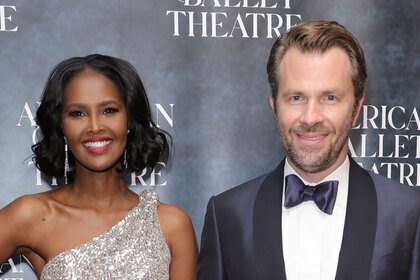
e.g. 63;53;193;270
349;134;420;159
167;0;302;38
179;0;290;8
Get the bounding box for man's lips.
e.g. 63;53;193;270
296;133;328;144
82;137;113;153
298;133;328;140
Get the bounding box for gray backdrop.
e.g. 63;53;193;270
1;0;419;278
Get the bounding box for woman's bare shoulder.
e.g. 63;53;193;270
157;202;196;249
1;191;56;223
0;191;58;261
157;203;193;232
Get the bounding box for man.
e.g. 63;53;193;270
197;20;420;280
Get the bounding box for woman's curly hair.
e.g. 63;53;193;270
32;54;170;182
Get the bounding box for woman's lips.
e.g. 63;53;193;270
82;137;113;154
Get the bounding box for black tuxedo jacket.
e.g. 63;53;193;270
197;158;420;280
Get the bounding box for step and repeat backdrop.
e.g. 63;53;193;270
0;0;419;278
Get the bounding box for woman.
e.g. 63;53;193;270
0;54;197;279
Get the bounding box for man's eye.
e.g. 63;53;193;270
68;111;84;117
326;95;335;101
103;107;119;114
291;96;301;101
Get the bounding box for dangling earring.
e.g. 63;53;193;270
123;129;130;169
123;149;128;169
64;138;69;177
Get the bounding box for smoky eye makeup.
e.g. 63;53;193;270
68;110;85;117
103;107;120;114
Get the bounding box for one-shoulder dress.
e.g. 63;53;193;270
40;190;171;280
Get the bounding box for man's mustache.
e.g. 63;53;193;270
291;124;334;134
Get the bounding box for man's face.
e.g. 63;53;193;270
270;46;363;178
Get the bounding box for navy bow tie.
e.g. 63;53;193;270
284;174;339;215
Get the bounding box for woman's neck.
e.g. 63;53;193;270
64;165;135;209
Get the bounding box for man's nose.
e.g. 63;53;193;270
300;99;324;127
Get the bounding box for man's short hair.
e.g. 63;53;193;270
267;20;367;102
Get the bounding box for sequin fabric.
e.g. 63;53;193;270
40;190;171;280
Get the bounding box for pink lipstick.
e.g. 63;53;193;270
82;136;113;154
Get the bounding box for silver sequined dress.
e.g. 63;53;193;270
40;190;171;280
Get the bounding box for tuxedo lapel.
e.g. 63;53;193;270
335;157;378;280
253;158;377;279
253;160;287;280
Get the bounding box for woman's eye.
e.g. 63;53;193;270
103;107;119;114
68;111;84;117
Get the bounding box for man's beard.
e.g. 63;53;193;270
278;118;353;174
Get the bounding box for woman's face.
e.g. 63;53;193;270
61;70;128;173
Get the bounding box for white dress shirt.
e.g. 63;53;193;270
282;156;350;280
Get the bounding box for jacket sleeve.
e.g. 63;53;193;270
197;196;227;280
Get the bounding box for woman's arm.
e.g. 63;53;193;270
158;203;198;280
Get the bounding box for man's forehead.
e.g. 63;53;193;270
277;47;352;78
280;46;351;67
276;46;354;94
